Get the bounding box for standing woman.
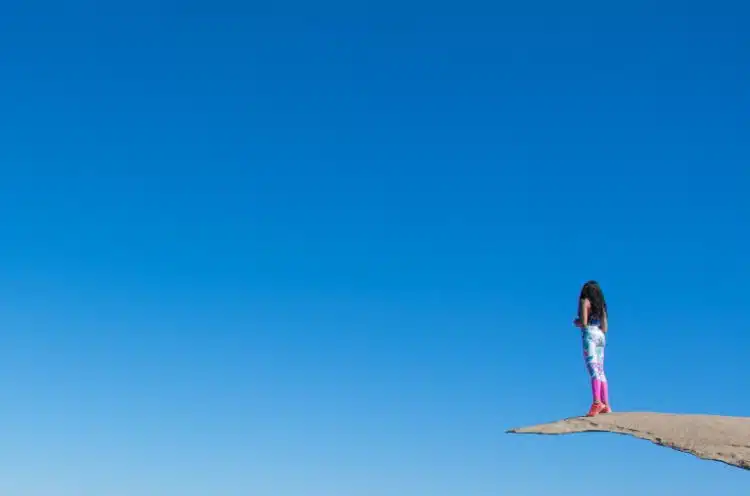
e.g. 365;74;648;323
573;280;611;416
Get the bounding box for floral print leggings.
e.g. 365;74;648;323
582;326;607;382
582;325;609;405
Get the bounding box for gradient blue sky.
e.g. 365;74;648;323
1;0;749;494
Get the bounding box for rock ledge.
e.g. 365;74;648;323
507;412;750;470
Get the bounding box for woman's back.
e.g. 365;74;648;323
579;280;608;332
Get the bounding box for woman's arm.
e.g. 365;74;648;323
577;298;590;328
601;309;608;333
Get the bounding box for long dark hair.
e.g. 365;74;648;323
579;280;607;319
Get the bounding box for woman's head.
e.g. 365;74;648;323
579;280;607;318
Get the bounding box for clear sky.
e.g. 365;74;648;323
1;0;748;494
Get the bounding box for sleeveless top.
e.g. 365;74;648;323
587;308;605;328
583;299;605;328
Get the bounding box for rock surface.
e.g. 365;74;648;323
507;412;750;470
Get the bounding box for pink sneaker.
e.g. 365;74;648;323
600;404;612;414
586;402;606;417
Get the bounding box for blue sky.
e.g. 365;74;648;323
1;0;749;494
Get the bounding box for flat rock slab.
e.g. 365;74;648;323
507;412;750;470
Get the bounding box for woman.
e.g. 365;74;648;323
573;280;611;416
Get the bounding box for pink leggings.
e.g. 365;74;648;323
583;327;609;404
591;379;609;404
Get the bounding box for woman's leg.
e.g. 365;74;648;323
583;329;606;415
598;340;611;411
